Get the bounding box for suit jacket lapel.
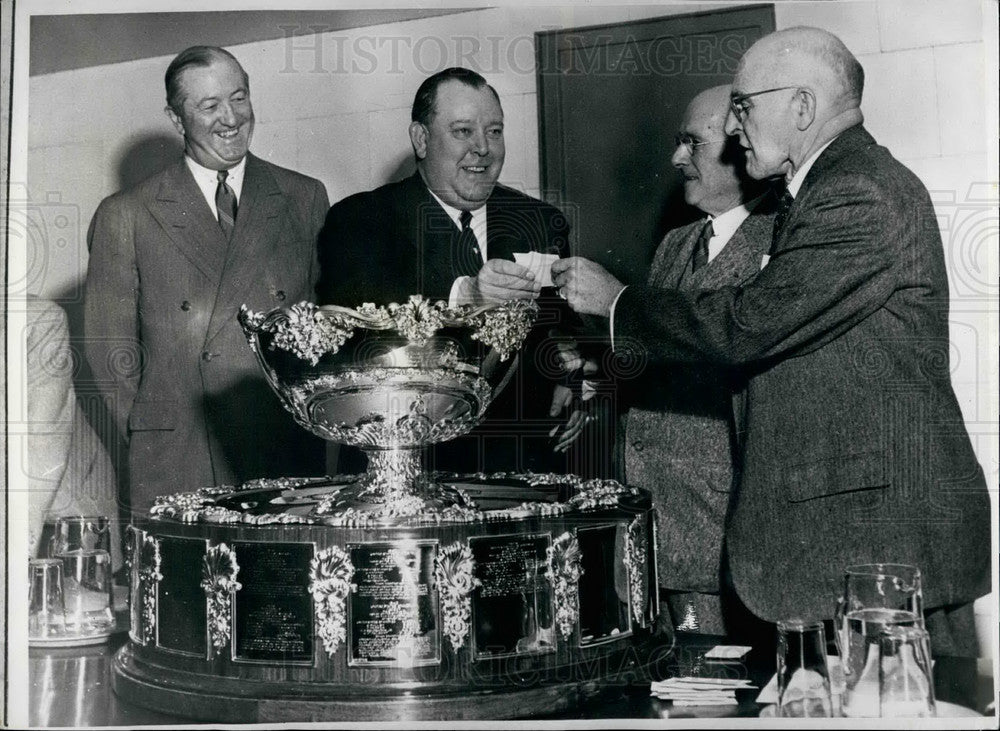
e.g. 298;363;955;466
404;174;459;298
205;154;286;345
146;160;229;281
648;221;702;289
697;220;767;288
773;125;874;254
691;200;775;289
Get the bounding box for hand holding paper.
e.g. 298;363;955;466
513;251;559;288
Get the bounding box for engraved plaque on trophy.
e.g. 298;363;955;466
232;541;314;664
470;534;554;659
348;542;440;667
577;525;631;645
156;537;209;656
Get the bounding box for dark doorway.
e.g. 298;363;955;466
536;6;775;285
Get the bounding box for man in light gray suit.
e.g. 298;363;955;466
622;85;772;635
85;46;329;514
555;27;990;655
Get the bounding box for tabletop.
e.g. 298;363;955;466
28;627;995;726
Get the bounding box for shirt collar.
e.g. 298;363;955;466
427;188;486;230
708;196;760;243
185;155;247;202
786;136;838;198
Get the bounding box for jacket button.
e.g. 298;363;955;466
633;440;644;452
201;351;215;362
275;290;286;301
181;300;191;311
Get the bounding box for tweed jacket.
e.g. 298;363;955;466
614;126;991;621
315;172;574;474
84;154;329;513
623;202;773;594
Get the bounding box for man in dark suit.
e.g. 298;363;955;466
554;27;990;655
622;85;772;636
85;46;329;514
316;67;584;475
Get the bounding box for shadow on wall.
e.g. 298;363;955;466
376;153;417;189
116;133;184;191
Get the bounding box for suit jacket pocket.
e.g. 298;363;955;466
128;400;177;432
782;450;887;503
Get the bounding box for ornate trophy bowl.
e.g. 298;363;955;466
238;296;538;518
112;295;662;723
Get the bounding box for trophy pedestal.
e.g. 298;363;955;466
113;473;664;721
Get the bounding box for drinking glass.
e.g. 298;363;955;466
49;515;111;557
59;549;115;633
834;563;923;717
29;558;67;638
879;626;936;718
776;619;834;718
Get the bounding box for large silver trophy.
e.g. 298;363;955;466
237;295;538;519
116;294;660;722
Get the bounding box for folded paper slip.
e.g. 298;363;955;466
513;251;558;287
653;683;756;693
653;678;755;690
652;691;737;700
704;645;752;660
672;698;739;707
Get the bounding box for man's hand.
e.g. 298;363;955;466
548;384;593;453
550;257;625;317
458;259;542;305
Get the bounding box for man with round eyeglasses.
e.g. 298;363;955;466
620;84;774;638
554;27;990;655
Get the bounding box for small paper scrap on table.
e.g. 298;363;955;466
704;645;752;660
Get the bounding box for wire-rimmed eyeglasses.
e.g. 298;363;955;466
674;134;727;153
729;86;803;122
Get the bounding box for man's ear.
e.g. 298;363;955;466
409;121;428;160
164;106;185;137
794;89;817;131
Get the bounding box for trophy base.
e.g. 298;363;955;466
121;473;664;721
112;641;649;722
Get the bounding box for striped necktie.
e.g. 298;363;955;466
216;170;237;240
770;189;795;254
455;210;482;277
690;218;714;273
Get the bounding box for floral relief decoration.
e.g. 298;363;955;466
545;531;583;642
434;541;482;651
138;534;163;646
309;546;356;656
201;542;242;654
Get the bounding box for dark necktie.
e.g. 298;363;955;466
690;218;714;273
216;170;238;240
770;189;795;254
455;210;482;277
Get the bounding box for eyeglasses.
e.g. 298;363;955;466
674;134;727;153
729;86;803;122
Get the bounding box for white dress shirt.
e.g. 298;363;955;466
185;155;247;221
425;189;488;307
